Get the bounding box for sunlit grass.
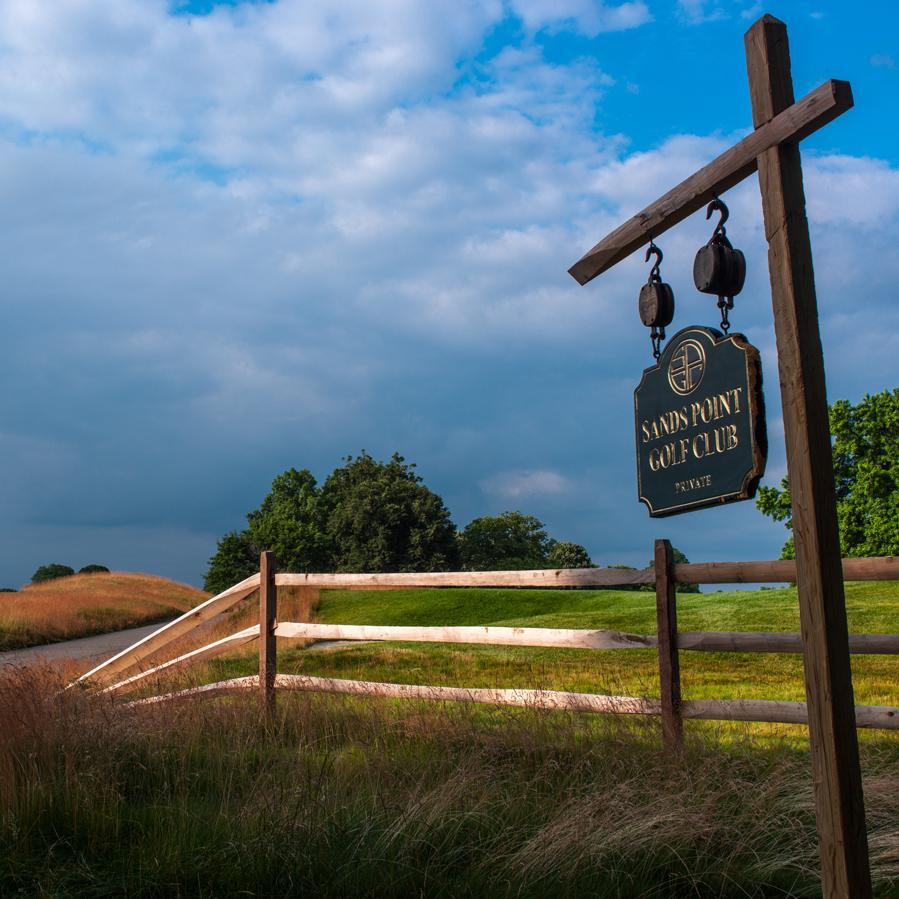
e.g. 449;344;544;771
0;572;205;651
1;666;897;897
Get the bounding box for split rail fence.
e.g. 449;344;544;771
75;541;899;745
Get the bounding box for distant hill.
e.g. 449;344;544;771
0;572;208;652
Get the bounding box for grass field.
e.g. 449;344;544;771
0;572;207;651
2;581;897;895
205;582;899;715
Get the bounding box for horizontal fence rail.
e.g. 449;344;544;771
75;551;898;734
128;674;899;730
674;555;898;584
275;568;656;589
274;622;899;655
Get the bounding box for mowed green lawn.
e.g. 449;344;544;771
242;582;899;714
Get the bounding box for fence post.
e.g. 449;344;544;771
259;551;277;716
655;539;682;748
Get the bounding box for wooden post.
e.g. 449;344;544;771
654;539;682;748
259;551;277;717
745;16;871;897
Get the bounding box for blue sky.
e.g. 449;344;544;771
1;0;897;588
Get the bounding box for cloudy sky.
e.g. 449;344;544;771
1;0;897;588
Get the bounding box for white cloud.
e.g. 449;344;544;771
0;0;896;586
508;0;651;35
479;469;572;499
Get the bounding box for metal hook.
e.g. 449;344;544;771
645;240;662;280
706;197;729;235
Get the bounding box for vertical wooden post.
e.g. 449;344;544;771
745;15;871;897
259;551;277;717
654;539;682;749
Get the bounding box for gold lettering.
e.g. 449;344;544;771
713;426;726;453
726;423;738;450
641;421;651;444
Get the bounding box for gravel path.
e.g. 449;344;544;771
0;624;367;669
0;619;177;667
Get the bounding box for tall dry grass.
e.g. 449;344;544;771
0;572;206;651
1;664;897;897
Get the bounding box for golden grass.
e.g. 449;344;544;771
1;665;897;896
0;572;207;651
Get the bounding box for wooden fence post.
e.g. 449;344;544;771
746;17;871;896
655;539;682;748
259;551;277;716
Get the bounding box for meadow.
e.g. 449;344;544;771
2;581;897;896
0;572;205;651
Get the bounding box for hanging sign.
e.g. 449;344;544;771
634;326;767;517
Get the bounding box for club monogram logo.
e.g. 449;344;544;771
667;339;706;395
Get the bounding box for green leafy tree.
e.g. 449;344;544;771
457;511;552;571
321;452;457;572
31;564;75;584
546;540;593;569
204;531;258;595
757;389;899;558
78;564;109;574
666;547;699;593
246;468;333;572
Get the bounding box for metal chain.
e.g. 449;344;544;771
651;326;664;359
718;295;734;334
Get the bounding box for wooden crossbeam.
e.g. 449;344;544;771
568;79;852;285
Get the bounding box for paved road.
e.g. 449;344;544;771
0;619;176;668
0;622;365;669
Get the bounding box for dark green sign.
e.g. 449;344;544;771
634;326;767;517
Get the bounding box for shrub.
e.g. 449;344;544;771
30;564;75;585
546;540;593;569
78;564;110;574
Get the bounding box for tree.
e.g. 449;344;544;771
457;511;552;571
321;453;457;572
31;564;75;584
757;389;899;558
546;540;593;569
204;530;258;595
79;564;109;574
245;468;333;573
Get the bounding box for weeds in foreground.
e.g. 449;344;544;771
1;666;897;897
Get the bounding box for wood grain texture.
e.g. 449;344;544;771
682;699;898;730
746;15;871;897
75;573;261;686
100;626;260;694
568;78;852;285
276;567;655;589
259;552;277;716
655;540;682;747
675;555;898;584
274;621;656;650
128;675;899;731
274;623;899;654
677;632;899;654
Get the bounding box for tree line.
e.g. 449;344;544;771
205;389;898;592
204;452;596;594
